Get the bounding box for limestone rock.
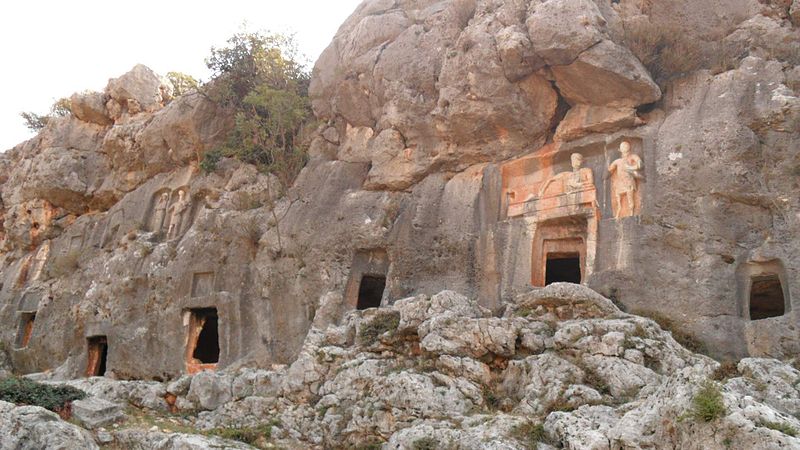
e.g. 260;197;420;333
551;39;662;107
0;400;99;450
526;0;608;65
507;283;621;321
70;91;113;126
106;64;171;114
555;104;640;142
71;397;124;429
113;429;254;449
186;371;233;411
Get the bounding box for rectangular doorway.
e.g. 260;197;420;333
186;308;220;373
86;336;108;377
357;275;386;310
16;313;36;348
750;275;786;320
545;253;582;285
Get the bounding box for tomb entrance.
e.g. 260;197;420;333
737;260;790;321
749;275;786;320
16;312;36;348
86;336;108;377
345;249;390;310
357;275;387;310
186;308;220;374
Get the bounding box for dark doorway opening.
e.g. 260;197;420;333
357;275;386;310
87;336;108;377
16;313;36;348
545;253;582;285
192;309;220;364
750;275;785;320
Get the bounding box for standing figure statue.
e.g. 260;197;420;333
167;190;190;240
539;153;595;197
608;141;643;218
152;192;170;233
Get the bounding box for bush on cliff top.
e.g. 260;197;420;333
200;30;312;187
0;377;86;413
20;97;72;132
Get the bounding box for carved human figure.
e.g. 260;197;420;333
167;190;190;239
608;141;643;218
539;153;595;197
152;192;170;233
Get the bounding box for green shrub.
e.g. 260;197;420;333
357;311;400;345
412;437;439;450
166;71;199;97
0;377;86;412
684;381;726;422
511;421;549;447
760;420;798;437
200;29;312;187
206;424;272;446
20;98;72;132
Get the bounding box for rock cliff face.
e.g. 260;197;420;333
0;0;799;391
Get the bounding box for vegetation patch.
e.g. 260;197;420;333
412;437;439;450
759;420;798;437
683;381;726;422
511;421;551;447
206;424;273;447
357;311;401;345
0;377;86;414
712;361;741;381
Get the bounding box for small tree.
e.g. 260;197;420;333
200;30;313;253
20;97;72;131
167;71;199;97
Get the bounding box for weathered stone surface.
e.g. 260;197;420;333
0;400;99;450
526;0;607;65
71;91;113;126
71;397;124;429
113;429;254;449
187;371;233;411
555;104;639;142
106;64;172;114
551;39;662;107
0;5;800;450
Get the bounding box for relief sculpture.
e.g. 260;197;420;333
608;141;643;219
167;190;190;240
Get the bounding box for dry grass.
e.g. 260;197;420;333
623;22;744;85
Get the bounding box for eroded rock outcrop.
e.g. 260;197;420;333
0;0;798;424
5;286;800;449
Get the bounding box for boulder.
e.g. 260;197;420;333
0;400;99;449
71;397;124;429
186;371;233;411
526;0;608;65
105;64;171;114
551;39;662;107
555;104;640;141
508;283;621;321
70;91;112;125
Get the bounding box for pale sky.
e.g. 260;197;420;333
0;0;363;151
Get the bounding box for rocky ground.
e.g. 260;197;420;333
2;284;799;449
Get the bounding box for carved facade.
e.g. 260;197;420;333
145;187;194;241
